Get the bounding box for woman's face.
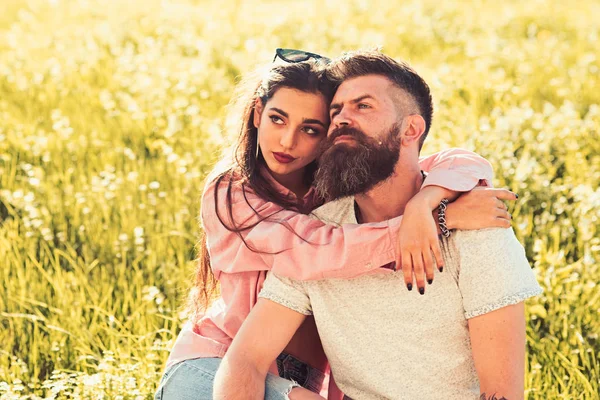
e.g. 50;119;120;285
254;87;330;183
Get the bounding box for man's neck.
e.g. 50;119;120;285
355;162;423;223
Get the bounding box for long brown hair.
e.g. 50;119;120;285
188;61;335;320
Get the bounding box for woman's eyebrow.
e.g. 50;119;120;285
302;118;327;128
270;106;326;127
269;107;288;118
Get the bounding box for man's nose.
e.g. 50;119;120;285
331;108;353;129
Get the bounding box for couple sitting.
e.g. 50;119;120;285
156;48;542;400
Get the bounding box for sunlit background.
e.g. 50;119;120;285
1;0;598;398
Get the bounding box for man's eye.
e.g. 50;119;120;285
269;116;284;124
358;103;370;109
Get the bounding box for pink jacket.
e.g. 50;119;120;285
166;148;493;367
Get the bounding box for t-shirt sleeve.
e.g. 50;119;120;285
454;227;543;319
258;272;313;316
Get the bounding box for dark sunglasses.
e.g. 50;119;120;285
273;48;331;64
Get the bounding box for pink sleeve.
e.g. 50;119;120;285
419;148;494;190
202;178;402;281
203;148;494;282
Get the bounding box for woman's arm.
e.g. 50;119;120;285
419;147;494;190
397;186;517;293
204;148;506;282
468;303;526;400
202;178;402;280
395;148;512;293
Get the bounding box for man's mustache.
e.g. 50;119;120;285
327;126;368;143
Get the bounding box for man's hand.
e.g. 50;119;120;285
446;188;517;230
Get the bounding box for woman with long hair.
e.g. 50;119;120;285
156;50;513;399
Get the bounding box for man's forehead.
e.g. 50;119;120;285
333;74;394;101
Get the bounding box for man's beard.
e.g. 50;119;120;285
314;123;401;202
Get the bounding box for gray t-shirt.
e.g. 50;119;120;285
259;197;542;400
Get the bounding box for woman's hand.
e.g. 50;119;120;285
398;201;444;295
397;186;517;295
445;187;517;230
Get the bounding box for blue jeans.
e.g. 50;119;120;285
155;354;324;400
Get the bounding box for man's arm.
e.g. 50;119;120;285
468;303;526;400
213;298;308;400
456;227;542;400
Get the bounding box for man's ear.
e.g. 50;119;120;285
253;98;264;129
400;115;426;147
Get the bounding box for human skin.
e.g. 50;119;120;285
254;87;330;200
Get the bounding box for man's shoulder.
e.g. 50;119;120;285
449;228;541;320
311;197;356;225
453;227;520;246
451;227;527;261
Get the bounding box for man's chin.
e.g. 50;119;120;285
317;178;371;201
328;182;377;201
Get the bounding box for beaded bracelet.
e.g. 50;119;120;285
438;198;451;238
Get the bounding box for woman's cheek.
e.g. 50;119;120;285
303;138;324;162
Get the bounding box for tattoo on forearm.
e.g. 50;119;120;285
480;394;509;400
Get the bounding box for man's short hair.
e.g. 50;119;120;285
326;50;434;149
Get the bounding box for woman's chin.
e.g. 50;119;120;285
265;161;302;179
268;164;294;177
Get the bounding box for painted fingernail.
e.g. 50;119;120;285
407;283;413;291
427;278;433;285
419;287;425;295
515;193;519;199
439;266;444;273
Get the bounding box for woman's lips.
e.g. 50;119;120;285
272;152;296;164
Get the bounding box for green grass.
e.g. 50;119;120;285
0;0;599;398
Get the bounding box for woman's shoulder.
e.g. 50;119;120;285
202;170;250;201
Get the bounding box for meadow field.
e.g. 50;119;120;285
0;0;599;398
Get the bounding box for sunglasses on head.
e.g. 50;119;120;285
273;48;331;64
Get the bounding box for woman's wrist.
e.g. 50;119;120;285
437;199;452;238
431;209;443;235
411;188;445;210
444;202;458;230
414;186;458;211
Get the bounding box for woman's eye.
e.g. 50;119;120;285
269;115;284;124
303;126;319;135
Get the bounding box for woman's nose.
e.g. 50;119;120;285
280;128;297;150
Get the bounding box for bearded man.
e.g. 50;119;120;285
213;50;542;400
